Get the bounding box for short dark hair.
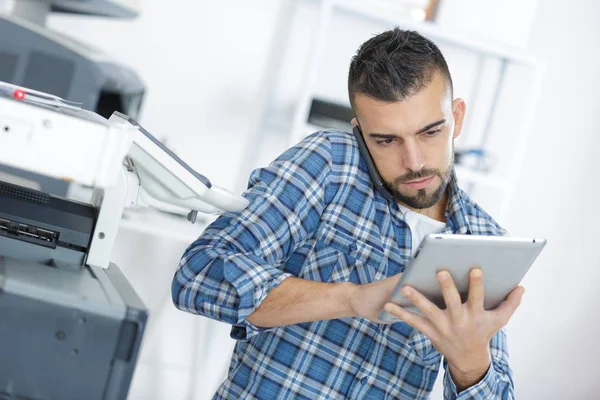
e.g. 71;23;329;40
348;28;453;109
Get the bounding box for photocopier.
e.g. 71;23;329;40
0;0;146;197
0;81;249;400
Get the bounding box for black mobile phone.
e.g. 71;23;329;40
352;125;394;201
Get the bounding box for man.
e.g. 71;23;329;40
172;28;524;399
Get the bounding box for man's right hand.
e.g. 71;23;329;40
347;274;403;323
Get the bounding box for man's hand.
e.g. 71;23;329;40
347;274;403;323
383;268;525;391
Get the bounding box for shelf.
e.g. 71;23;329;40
247;0;543;225
119;208;211;243
327;0;538;65
454;165;509;191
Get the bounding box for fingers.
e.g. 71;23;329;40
384;302;438;339
494;286;525;327
467;268;485;310
376;273;403;298
437;270;462;318
401;285;443;322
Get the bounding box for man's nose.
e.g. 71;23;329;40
402;140;425;171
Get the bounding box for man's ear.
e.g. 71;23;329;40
351;117;358;127
452;99;466;140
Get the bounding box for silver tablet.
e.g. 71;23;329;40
379;234;547;323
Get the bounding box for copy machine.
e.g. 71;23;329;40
0;0;145;196
0;81;249;400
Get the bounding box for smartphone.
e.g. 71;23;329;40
353;125;394;201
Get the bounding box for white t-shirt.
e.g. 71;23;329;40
397;204;446;257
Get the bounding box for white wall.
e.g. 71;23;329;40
502;0;600;397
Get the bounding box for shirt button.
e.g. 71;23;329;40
360;376;367;385
349;243;357;252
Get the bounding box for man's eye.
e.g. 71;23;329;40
423;129;441;137
376;139;394;146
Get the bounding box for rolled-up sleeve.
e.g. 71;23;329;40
171;132;332;340
443;328;514;399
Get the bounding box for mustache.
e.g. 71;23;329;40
394;169;442;184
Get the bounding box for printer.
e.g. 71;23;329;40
0;81;249;400
0;0;145;196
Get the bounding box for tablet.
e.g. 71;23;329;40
379;234;546;323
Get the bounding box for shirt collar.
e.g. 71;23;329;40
443;168;472;234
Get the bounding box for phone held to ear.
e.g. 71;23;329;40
353;126;394;201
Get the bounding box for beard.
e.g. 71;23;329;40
383;154;454;210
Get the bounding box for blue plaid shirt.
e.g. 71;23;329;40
172;130;514;399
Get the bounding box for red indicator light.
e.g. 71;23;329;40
13;89;26;100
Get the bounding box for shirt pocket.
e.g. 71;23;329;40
303;223;386;285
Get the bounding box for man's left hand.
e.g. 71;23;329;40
383;268;525;391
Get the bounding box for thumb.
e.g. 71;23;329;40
493;286;525;328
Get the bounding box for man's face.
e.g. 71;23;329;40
353;71;466;210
